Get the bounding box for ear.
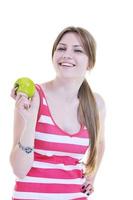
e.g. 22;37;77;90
87;61;91;70
87;66;91;71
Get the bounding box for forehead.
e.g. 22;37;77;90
59;32;83;46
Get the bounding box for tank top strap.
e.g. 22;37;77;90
35;84;45;123
35;83;50;123
35;84;45;105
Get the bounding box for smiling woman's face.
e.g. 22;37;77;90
52;32;89;79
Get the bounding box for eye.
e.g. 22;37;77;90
56;47;66;51
74;49;83;53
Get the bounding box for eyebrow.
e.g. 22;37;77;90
58;43;83;48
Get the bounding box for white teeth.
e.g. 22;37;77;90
60;62;75;67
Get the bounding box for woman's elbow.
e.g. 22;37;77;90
12;168;27;179
11;164;31;179
9;154;32;179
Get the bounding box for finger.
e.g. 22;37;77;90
86;183;92;189
15;95;31;110
10;88;17;100
81;182;94;193
24;102;31;110
86;186;94;194
83;176;94;187
87;188;94;194
17;92;28;99
81;181;89;190
16;92;29;102
24;99;31;109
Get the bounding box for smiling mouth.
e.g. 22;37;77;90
59;62;76;67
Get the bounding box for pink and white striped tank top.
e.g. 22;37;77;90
12;84;91;200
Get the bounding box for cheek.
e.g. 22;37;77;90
52;52;58;65
79;56;89;67
53;52;62;63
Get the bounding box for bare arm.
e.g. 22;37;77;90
90;92;106;182
82;93;106;195
10;89;40;179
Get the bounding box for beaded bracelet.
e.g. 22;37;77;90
18;141;34;154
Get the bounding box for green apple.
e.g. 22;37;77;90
14;77;35;98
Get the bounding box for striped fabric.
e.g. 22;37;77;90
12;84;91;200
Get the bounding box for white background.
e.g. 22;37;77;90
0;0;133;199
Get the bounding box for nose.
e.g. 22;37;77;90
63;55;72;59
62;50;72;59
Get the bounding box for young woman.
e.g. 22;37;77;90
10;26;106;200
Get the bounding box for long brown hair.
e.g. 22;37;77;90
52;26;100;177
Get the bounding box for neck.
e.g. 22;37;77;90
50;76;84;102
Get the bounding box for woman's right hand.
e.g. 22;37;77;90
11;87;40;124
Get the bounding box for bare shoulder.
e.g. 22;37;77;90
94;92;106;121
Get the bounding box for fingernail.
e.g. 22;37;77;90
82;173;85;178
83;189;86;193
